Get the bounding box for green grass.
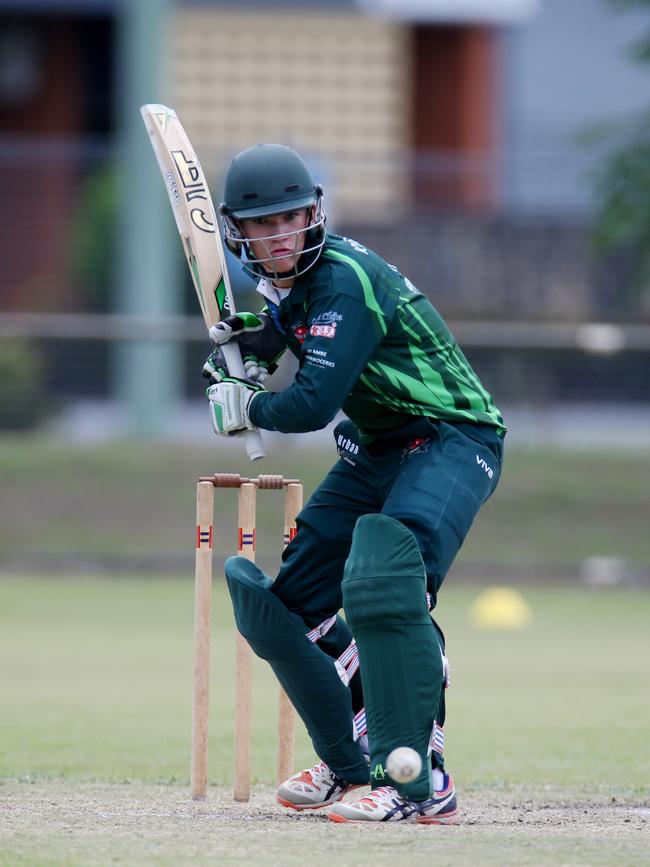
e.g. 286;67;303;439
1;577;648;866
1;436;650;575
1;439;649;864
436;584;650;788
0;575;300;785
1;576;648;789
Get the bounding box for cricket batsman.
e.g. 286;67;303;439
203;144;506;823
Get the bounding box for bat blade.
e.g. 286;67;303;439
140;103;265;461
140;103;226;326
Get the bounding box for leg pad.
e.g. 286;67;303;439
225;556;368;784
342;515;444;801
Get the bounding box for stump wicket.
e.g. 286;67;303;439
191;473;303;801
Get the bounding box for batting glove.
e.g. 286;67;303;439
209;312;286;372
207;377;264;435
208;313;265;346
202;347;270;385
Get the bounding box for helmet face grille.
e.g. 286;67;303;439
222;196;326;281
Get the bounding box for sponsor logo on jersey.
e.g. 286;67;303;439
309;310;342;338
337;434;359;456
336;433;359;466
306;352;335;369
476;455;494;479
293;324;308;343
312;310;343;324
310;322;337;338
402;437;430;461
343;237;368;255
306;348;335;368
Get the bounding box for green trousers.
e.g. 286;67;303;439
271;416;504;724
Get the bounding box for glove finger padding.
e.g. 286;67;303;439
243;355;270;385
206;312;286;380
203;346;269;385
202;347;228;383
237;312;287;371
342;514;445;802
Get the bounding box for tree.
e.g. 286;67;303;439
591;0;650;308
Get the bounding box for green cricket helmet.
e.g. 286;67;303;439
219;143;326;279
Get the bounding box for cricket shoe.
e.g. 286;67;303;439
327;775;458;824
276;760;363;811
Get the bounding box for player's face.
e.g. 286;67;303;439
239;209;311;275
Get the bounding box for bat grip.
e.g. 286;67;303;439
221;342;266;461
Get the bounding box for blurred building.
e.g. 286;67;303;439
170;1;511;219
1;0;649;436
1;0;648;311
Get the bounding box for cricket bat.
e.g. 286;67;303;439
140;103;265;461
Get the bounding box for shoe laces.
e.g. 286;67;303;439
360;786;402;805
300;760;334;786
312;760;330;778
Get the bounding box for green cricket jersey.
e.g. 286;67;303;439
248;233;505;441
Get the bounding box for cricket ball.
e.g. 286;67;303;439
386;747;422;783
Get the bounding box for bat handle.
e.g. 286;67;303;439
244;429;266;462
221;342;266;461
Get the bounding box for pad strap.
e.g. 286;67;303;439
429;720;444;756
306;615;337;643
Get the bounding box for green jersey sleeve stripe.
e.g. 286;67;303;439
358;373;433;415
323;250;388;337
404;302;493;413
443;344;496;414
404;302;468;384
365;359;458;410
401;303;479;410
403;303;479;396
358;372;496;424
406;343;475;410
401;305;479;408
401;318;422;343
